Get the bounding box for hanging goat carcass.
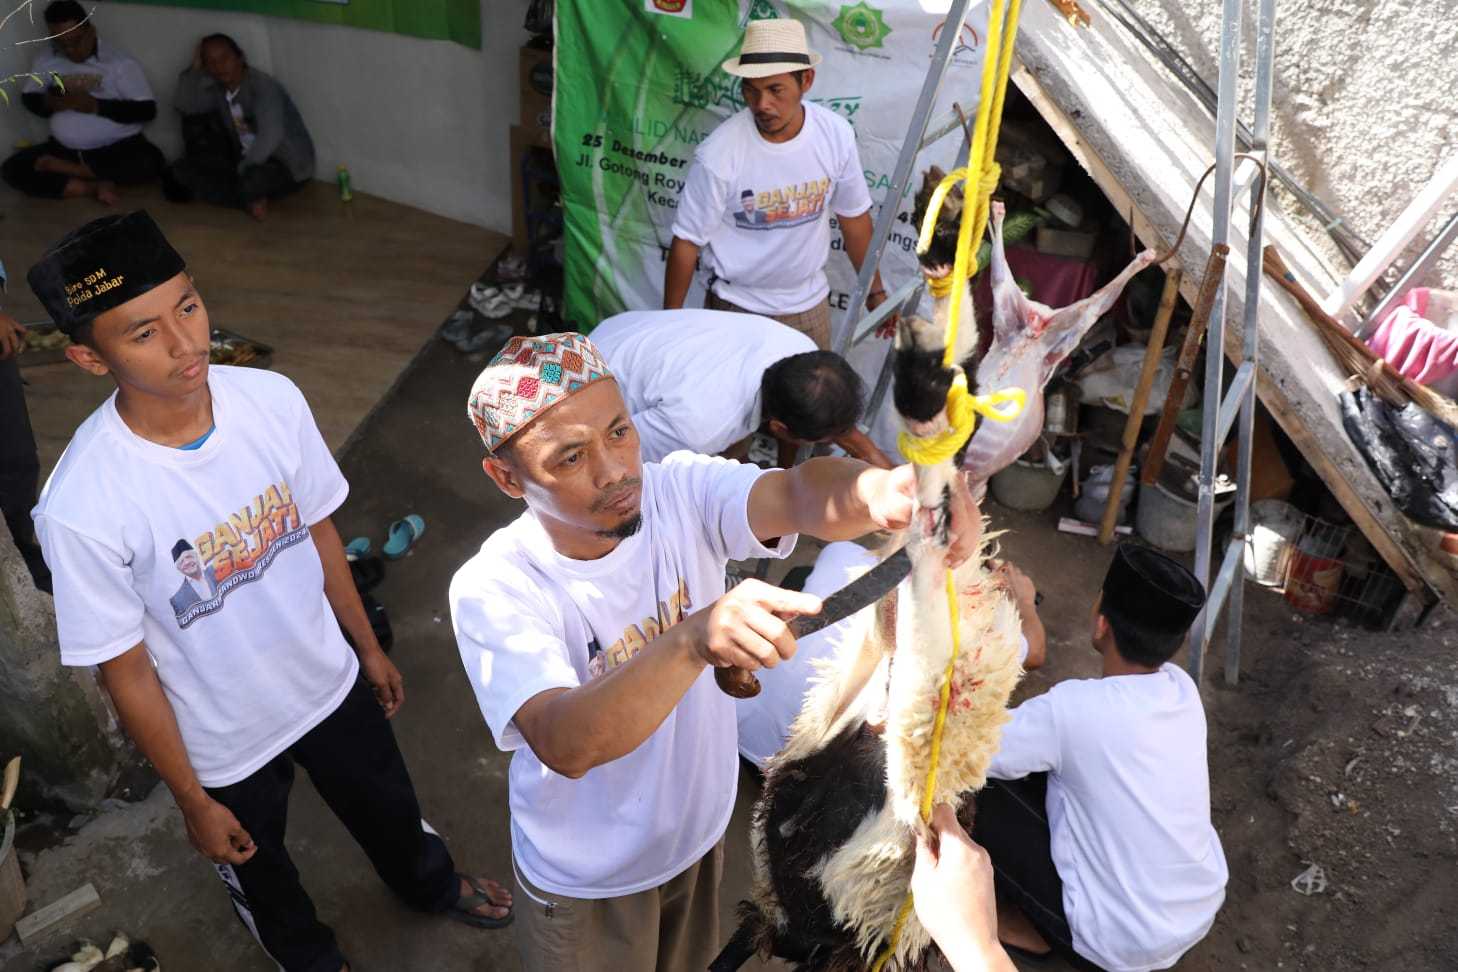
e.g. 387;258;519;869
711;199;1028;972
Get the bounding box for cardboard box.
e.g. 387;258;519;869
1035;226;1098;259
520;44;553;132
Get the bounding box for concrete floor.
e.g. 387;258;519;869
0;180;502;470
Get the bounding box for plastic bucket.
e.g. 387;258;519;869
990;459;1069;512
1285;546;1344;615
0;810;25;941
1246;499;1303;587
1136;480;1231;552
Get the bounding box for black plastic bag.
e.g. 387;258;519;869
525;0;553;35
1340;387;1458;531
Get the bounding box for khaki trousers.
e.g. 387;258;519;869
513;841;724;972
707;291;832;350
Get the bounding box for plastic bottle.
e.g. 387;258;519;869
337;165;352;203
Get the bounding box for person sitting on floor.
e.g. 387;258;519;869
589;308;895;470
164;33;315;221
2;1;164;205
736;543;1044;770
973;543;1228;971
27;211;512;972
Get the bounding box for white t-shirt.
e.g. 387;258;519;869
988;664;1229;972
738;543;1030;768
225;88;256;155
737;541;877;768
34;367;357;789
450;452;797;898
25;43;154;150
672;103;873;315
591;309;817;463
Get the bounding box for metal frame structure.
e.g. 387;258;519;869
1186;0;1277;686
830;0;978;357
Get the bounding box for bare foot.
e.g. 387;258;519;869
996;899;1052;956
247;198;268;221
33;154;63;173
456;874;512;921
95;181;120;206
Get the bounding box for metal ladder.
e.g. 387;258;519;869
1186;0;1277;686
829;0;979;360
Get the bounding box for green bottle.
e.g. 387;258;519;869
337;165;353;202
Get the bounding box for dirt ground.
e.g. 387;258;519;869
3;313;1456;971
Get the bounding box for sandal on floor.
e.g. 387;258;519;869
382;515;425;560
447;873;513;929
344;536;371;559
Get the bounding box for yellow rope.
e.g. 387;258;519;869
897;375;1026;467
872;2;1025;970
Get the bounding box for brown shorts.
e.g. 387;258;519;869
512;841;724;972
706;291;832;350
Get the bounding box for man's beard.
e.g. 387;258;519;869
596;514;643;540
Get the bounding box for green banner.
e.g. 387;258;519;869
123;0;481;49
553;0;988;334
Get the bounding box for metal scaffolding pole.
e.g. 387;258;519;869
1187;0;1276;686
831;0;975;354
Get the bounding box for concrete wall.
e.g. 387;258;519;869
0;1;530;231
0;529;126;812
1132;0;1458;305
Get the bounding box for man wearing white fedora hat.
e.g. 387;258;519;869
663;18;888;350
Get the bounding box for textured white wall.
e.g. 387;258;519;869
1129;0;1458;300
0;1;527;231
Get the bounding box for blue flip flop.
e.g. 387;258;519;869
382;515;425;560
344;536;371;560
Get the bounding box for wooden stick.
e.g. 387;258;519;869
1100;269;1183;543
1142;245;1229;487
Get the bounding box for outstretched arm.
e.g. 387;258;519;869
747;457;980;567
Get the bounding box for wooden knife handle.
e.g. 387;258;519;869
714;666;762;699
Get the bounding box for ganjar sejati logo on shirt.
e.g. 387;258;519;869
587;578;692;678
733;178;832;230
169;480;309;629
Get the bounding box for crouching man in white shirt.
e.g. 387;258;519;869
449;332;979;972
974;544;1228;971
590;308;894;470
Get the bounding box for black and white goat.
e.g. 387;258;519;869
712;188;1026;971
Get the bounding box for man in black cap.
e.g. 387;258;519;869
963;544;1228;971
27;211;511;972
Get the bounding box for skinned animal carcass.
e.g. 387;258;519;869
712;308;1025;972
913;168;1158;498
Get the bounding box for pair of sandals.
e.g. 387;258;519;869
346;515;426;562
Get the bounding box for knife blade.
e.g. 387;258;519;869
714;547;911;698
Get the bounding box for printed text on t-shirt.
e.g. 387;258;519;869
733;178;831;230
587;578;691;678
169;480;307;629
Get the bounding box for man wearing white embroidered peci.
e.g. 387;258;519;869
590;308;895;470
663;18;889;350
449;331;980;971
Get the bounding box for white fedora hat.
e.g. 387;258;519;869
722;19;823;78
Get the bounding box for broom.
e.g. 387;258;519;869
1263;246;1458;429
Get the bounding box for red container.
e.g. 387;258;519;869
1284;547;1343;615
